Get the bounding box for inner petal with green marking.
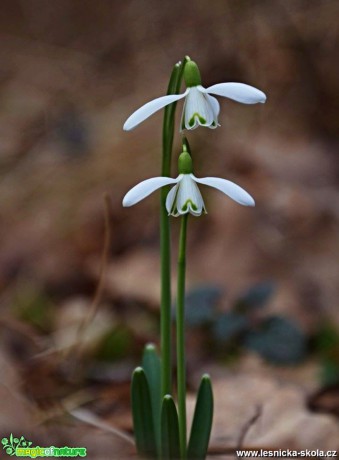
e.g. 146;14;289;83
174;175;206;216
182;86;217;131
188;113;207;128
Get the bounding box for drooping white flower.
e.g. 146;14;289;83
122;151;255;215
123;60;266;131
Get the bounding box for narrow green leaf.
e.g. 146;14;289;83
131;367;156;458
187;374;214;460
161;395;181;460
142;343;161;455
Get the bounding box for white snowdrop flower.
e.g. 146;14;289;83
123;60;266;132
123;151;255;215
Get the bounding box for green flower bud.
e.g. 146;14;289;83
178;151;193;174
184;60;202;87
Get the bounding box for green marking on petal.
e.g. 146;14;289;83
188;116;195;128
198;114;207;124
189;113;206;127
182;200;198;212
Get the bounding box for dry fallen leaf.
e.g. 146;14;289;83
187;372;339;456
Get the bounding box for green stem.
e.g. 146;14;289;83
160;57;188;398
177;214;188;458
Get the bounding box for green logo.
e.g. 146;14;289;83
2;435;87;458
2;435;32;456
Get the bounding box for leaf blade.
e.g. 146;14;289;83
142;343;162;455
161;395;181;460
187;374;213;460
131;367;157;458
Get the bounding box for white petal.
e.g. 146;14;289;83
166;183;179;214
192;175;255;206
123;91;188;131
206;83;266;104
123;177;178;207
207;94;220;118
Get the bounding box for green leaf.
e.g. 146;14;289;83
142;343;161;455
131;367;157;458
161;395;181;460
187;374;214;460
244;316;307;364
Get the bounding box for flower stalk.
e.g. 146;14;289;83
176;214;188;458
160;57;189;397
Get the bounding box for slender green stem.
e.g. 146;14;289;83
160;188;172;399
176;214;188;458
160;57;188;398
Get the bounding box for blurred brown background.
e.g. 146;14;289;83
0;0;338;458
